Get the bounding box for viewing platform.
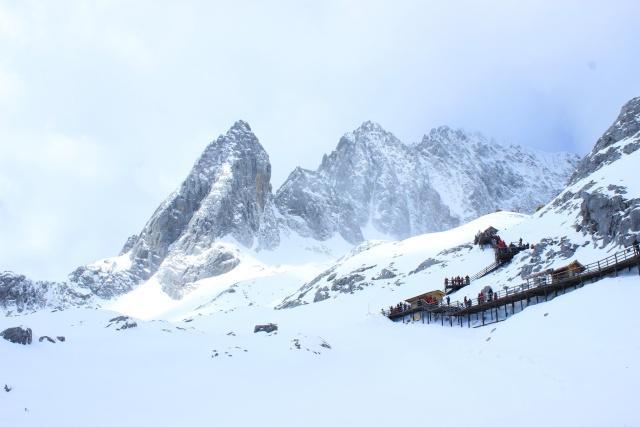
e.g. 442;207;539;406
385;245;640;327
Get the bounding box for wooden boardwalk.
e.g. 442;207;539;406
388;246;640;327
445;242;528;294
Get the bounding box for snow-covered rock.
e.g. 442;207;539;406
546;96;640;247
277;121;578;243
418;126;580;221
0;271;91;314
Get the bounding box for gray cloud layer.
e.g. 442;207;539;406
1;0;639;280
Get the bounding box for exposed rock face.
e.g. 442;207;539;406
106;316;138;330
0;272;91;314
154;245;241;299
254;323;278;333
1;326;33;345
570;97;640;184
417;126;580;222
277;122;459;241
69;266;138;300
277;121;578;242
548;96;640;247
126;121;279;290
276;167;362;243
72;121;282;299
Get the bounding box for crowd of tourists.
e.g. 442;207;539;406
460;289;499;308
445;275;470;289
384;302;411;316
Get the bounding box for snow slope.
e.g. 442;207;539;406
2;271;638;427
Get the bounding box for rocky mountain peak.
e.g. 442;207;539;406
422;125;469;146
72;120;281;299
592;96;640;153
353;120;387;134
228;119;252;134
569;96;640;185
338;121;401;148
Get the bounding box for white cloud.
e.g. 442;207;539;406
0;3;22;41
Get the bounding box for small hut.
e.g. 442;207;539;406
551;261;585;283
525;268;554;286
405;290;445;308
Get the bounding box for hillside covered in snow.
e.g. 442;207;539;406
1;97;639;427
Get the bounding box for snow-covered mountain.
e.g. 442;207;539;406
277;96;640;310
1;118;578;310
2;98;639;427
276;121;578;243
417;126;579;220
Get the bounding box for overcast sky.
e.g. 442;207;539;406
1;0;639;281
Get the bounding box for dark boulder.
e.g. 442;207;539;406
1;326;33;345
254;323;278;333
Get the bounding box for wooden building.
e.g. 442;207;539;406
405;290;445;308
551;261;585;283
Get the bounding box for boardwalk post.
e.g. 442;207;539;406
614;253;618;276
468;314;470;328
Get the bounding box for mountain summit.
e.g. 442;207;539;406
1;118;580;308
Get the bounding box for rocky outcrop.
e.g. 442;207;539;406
276;167;363;243
570;97;640;184
548;96;640;247
576;192;640;247
69;266;138;300
254;323;278;333
106;316;138;330
0;272;92;313
1;326;33;345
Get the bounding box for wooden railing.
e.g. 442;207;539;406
470;261;502;281
452;246;639;310
385;246;640;321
